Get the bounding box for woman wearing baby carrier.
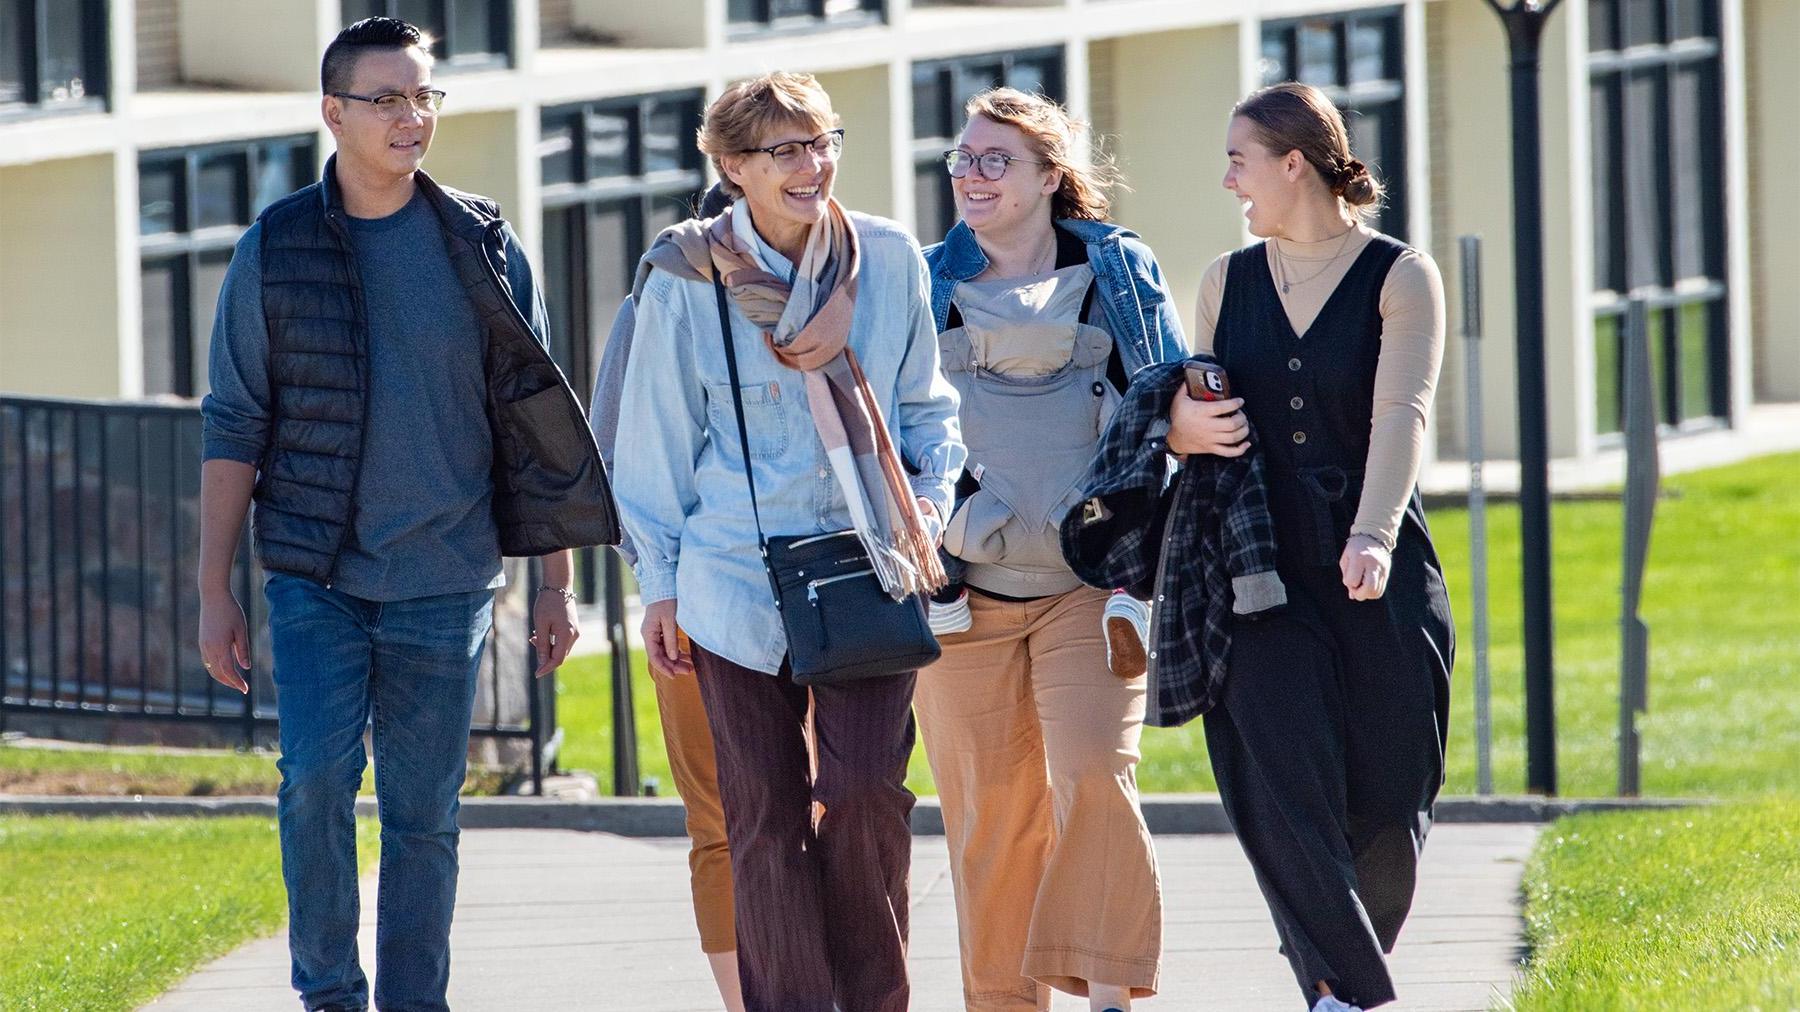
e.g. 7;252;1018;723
918;87;1187;1011
611;72;964;1011
1166;82;1454;1011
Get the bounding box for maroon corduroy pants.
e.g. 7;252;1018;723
691;643;917;1012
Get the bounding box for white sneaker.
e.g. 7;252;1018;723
928;589;973;637
1103;591;1151;679
1312;996;1363;1012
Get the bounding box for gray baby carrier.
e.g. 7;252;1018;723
939;264;1122;598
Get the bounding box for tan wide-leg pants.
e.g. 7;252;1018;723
914;585;1163;1009
650;653;736;953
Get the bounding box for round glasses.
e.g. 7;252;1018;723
332;89;447;122
740;129;845;172
944;149;1048;181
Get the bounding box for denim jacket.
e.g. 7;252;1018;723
612;212;965;675
923;218;1190;374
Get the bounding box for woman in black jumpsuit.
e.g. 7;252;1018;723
1168;83;1454;1011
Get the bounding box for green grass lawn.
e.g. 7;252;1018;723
558;452;1800;800
0;742;503;797
0;816;378;1012
0;742;285;796
1507;800;1800;1010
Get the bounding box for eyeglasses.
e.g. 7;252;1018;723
944;149;1047;181
740;129;845;172
332;89;447;121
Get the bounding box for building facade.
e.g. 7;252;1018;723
1;0;1794;468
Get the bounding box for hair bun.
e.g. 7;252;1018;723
1336;158;1379;206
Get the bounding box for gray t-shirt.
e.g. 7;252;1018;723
200;187;551;602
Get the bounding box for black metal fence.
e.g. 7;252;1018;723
0;394;567;793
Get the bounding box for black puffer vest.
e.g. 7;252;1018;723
253;156;618;585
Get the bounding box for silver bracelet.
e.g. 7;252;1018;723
537;585;577;605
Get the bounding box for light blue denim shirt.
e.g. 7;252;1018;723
612;211;965;675
923;218;1190;374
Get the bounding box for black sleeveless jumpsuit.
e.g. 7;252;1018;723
1204;235;1454;1009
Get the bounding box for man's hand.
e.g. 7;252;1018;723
198;591;251;693
642;598;694;679
531;587;580;677
197;459;257;694
1340;534;1392;601
1166;393;1249;457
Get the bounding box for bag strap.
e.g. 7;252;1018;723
711;273;771;560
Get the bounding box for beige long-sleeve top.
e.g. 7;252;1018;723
1193;226;1446;549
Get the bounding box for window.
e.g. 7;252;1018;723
342;0;510;69
540;92;705;603
0;0;108;116
139;137;317;398
1588;0;1726;433
728;0;882;34
910;49;1065;242
1259;7;1407;242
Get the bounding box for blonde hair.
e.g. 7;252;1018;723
963;87;1122;222
1232;82;1384;221
697;72;842;200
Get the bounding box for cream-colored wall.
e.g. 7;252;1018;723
427;110;526;224
1427;0;1571;461
814;65;895;220
571;0;713;48
0;156;124;398
1099;26;1243;347
1747;0;1800;401
179;0;332;92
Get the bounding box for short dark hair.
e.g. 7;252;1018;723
321;17;432;95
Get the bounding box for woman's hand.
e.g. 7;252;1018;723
918;496;945;548
1340;534;1392;601
642;598;695;679
1166;393;1249;457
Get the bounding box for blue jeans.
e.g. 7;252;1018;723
266;574;494;1012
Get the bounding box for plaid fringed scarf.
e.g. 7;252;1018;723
667;197;945;600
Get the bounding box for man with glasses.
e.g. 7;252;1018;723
196;17;614;1011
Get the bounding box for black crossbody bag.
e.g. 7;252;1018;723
711;275;940;686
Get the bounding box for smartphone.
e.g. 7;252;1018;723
1184;360;1231;402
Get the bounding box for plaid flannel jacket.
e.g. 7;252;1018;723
1060;358;1286;726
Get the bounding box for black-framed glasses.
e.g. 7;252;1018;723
332;89;448;121
740;129;845;172
945;149;1047;181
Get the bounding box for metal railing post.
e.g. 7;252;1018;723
1619;297;1659;796
1461;235;1494;796
605;550;640;796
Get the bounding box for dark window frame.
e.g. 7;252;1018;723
539;91;705;604
910;47;1066;244
0;0;110;121
1259;6;1408;243
1588;0;1728;435
138;135;317;399
727;0;884;37
341;0;512;71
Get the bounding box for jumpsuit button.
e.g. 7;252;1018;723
1288;357;1302;371
1293;431;1308;445
817;468;829;479
1092;381;1106;397
1290;396;1304;410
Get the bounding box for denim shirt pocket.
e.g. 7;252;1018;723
705;380;791;461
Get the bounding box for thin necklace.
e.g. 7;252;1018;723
1274;225;1357;294
984;232;1057;281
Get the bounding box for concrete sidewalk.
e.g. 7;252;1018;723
147;824;1537;1011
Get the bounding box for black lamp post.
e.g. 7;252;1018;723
1483;0;1565;796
